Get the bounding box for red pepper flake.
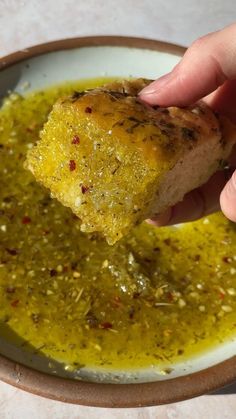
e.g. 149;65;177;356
22;216;31;224
69;160;76;171
86;311;99;328
81;185;89;194
85;106;92;113
6;286;16;294
100;322;113;329
219;292;225;300
11;299;19;307
167;292;174;302
72;135;80;145
222;256;231;263
111;296;122;308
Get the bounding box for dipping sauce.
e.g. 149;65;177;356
0;79;235;373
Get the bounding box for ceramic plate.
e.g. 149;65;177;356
0;36;235;407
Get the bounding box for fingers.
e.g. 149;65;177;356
140;24;236;227
220;170;236;222
149;171;228;226
204;79;236;123
139;23;236;107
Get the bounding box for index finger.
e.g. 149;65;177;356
139;23;236;108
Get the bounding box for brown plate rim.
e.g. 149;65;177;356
0;36;185;70
0;35;235;408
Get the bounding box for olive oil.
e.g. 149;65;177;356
0;80;235;372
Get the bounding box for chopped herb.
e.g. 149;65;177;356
5;248;19;256
181;127;196;140
70;91;86;101
86;311;99;328
50;269;57;277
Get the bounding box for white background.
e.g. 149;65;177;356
0;0;236;418
0;0;236;55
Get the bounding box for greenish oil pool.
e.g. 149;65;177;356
0;78;235;373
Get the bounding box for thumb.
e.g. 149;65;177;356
220;170;236;222
139;23;236;107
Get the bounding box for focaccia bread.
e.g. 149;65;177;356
25;79;236;244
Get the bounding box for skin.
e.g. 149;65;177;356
139;23;236;226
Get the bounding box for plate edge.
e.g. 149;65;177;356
0;35;185;71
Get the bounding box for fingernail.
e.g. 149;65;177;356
139;73;172;96
225;172;236;198
146;207;173;227
220;171;236;222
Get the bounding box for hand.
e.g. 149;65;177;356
139;23;236;226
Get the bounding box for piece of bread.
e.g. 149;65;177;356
25;79;236;244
